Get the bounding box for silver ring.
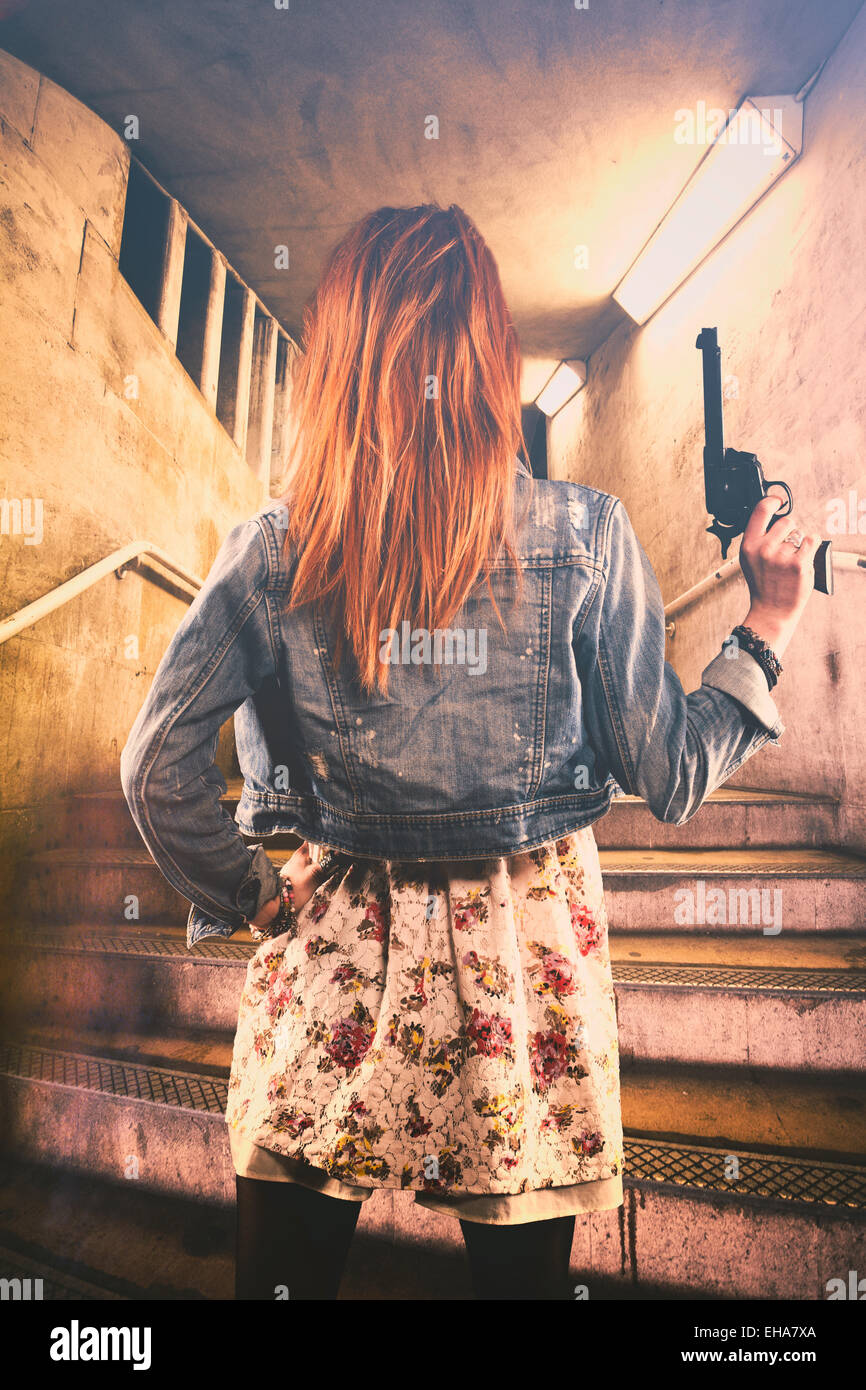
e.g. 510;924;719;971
782;530;804;549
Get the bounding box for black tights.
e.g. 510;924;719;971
458;1211;575;1300
235;1174;575;1300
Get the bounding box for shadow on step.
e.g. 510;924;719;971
0;1157;476;1300
0;1159;742;1301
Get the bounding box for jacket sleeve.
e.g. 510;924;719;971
577;497;785;824
119;517;282;934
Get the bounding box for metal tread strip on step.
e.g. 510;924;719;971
625;1137;866;1208
0;929;255;961
612;962;866;992
597;850;866;875
1;1042;864;1209
0;1041;227;1113
3;932;865;992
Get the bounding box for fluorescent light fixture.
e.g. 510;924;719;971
534;358;587;416
613;95;803;325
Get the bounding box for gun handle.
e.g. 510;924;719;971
814;540;833;596
764;479;832;594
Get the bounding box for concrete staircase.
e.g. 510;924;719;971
1;783;865;1300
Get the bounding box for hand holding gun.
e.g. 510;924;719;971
695;327;833;595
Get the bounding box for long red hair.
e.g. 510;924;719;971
278;203;528;694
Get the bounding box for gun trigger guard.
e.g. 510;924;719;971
764;480;793;519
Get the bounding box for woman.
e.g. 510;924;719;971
120;204;818;1301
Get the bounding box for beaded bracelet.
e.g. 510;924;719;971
246;851;351;943
729;624;783;692
248;872;296;944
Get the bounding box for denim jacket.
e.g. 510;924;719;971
119;460;784;947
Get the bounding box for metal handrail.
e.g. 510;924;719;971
5;535;862;647
664;549;866;636
0;541;204;646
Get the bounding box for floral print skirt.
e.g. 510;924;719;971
226;828;624;1224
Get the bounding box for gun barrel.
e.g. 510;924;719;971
696;327;725;463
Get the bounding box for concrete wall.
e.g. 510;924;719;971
0;50;273;897
548;10;866;851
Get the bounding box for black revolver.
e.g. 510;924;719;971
696;327;832;595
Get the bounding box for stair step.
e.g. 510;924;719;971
16;1022;235;1076
622;1061;866;1165
600;847;866;932
23;787;302;855
3;924;863;1070
0;1158;469;1301
0;1157;233;1300
13;844;866;932
1;1038;863;1299
8;919;866;969
600;847;866;875
0;1240;128;1301
15;784;842;856
613;932;866;970
594;786;840;849
611;934;866;1069
2;1033;864;1181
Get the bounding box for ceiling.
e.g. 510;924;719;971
1;0;861;399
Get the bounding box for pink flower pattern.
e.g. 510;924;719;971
227;829;622;1197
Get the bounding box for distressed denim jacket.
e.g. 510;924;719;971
119;460;784;948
